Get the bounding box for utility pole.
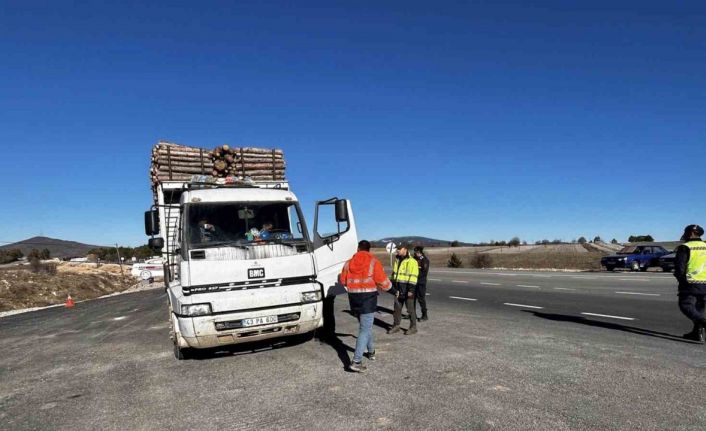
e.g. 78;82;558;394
115;243;124;276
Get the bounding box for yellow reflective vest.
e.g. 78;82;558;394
392;255;419;286
685;240;706;284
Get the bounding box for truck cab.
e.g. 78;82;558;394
145;180;357;359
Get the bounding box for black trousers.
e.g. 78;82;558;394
393;285;417;328
415;281;427;315
678;293;706;324
322;295;336;337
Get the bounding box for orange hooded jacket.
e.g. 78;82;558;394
339;251;392;294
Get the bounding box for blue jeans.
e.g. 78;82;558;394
353;312;375;363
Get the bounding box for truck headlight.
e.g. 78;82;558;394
181;303;212;316
301;291;322;303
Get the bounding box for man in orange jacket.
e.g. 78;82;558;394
339;240;398;372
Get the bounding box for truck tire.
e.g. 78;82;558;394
173;341;192;360
631;261;640;272
661;266;672;273
639;265;648;272
605;266;615;272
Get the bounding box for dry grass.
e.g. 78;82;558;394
373;245;607;271
0;263;136;312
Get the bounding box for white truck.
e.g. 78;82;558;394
145;146;357;359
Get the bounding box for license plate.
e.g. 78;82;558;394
242;315;278;327
248;268;265;279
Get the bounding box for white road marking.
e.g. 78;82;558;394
517;285;540;288
428;278;442;281
452;280;469;284
450;296;477;301
554;287;576;291
618;278;650;282
531;275;553;278
615;291;661;297
503;303;543;309
581;312;635;321
113;316;127;321
480;282;501;286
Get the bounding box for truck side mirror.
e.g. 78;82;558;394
144;209;160;236
148;237;164;253
335;199;348;222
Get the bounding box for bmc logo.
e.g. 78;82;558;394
248;268;265;279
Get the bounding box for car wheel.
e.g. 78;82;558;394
661;266;672;273
605;266;615;272
631;261;640;271
639;265;648;272
140;270;152;280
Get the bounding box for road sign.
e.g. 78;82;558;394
386;242;397;254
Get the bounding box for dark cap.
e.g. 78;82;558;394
396;242;410;250
413;245;424;253
683;224;705;239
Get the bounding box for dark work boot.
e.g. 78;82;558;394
388;325;401;334
419;310;428;322
683;323;706;343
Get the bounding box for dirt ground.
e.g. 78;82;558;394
0;263;138;312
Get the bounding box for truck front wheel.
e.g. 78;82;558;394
173;340;193;360
631;261;640;272
605;266;615;272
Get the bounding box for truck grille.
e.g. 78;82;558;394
214;312;300;331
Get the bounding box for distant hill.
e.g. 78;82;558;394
0;236;106;259
372;236;474;248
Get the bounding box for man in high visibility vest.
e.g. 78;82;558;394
675;224;706;343
339;240;397;372
389;244;420;335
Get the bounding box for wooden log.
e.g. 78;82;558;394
238;147;283;154
152;159;214;167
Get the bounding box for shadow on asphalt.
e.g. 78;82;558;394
186;333;316;360
527;311;698;344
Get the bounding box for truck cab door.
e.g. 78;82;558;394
313;198;358;297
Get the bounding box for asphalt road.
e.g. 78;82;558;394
1;269;705;430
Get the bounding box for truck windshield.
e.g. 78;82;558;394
185;201;309;250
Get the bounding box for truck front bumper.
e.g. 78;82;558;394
174;302;323;349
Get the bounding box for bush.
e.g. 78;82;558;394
29;258;57;275
447;253;463;268
470;253;493;269
29;257;41;273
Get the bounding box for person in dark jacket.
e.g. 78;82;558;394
339;240;397;372
674;224;706;343
414;246;430;321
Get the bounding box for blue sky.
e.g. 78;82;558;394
1;0;705;247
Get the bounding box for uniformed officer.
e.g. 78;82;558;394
675;224;706;343
388;244;419;335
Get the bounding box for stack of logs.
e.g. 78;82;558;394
150;141;286;184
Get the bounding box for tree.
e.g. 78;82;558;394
0;248;23;264
578;237;587;244
450;240;460;247
27;249;41;260
541;239;550;245
593;236;602;243
551;239;562;244
508;237;521;247
40;248;51;259
611;238;619;244
447;253;463;268
628;235;654;243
